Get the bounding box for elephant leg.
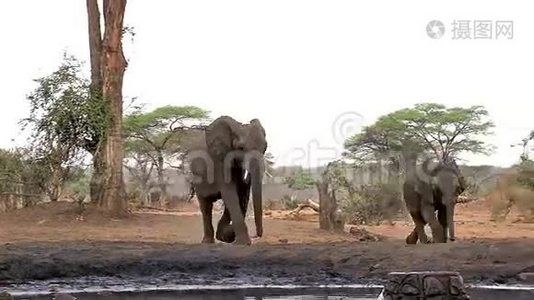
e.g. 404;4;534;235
421;205;445;243
198;198;215;244
438;188;456;242
220;184;251;245
446;201;456;241
406;227;419;244
437;206;448;242
216;183;251;243
410;211;429;244
237;182;251;221
216;207;235;243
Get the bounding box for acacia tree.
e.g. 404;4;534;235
86;0;129;215
124;105;209;205
344;103;495;165
124;140;154;205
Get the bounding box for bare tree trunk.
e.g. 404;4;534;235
86;0;105;205
87;0;102;90
91;154;105;205
316;179;344;232
156;152;168;207
99;0;128;216
49;172;62;202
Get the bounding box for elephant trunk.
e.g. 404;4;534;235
250;158;264;238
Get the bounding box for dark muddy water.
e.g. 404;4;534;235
8;286;534;300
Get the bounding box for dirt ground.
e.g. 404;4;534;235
1;199;534;287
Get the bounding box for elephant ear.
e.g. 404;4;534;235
249;119;267;153
205;116;238;159
250;119;265;136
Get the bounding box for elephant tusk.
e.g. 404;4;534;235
243;169;249;181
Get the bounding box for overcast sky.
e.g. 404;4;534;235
0;1;533;168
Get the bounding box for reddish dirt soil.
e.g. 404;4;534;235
1;199;534;286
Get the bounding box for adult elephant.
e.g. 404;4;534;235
184;116;267;245
403;155;466;244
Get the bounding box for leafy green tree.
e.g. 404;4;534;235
512;130;534;190
284;168;316;190
63;166;91;200
21;54;96;202
0;149;24;191
279;167;315;209
124;105;209;204
344;103;495;164
0;147;67;206
512;130;534;162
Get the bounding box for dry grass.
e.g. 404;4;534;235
486;172;534;222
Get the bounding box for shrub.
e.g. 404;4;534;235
516;160;534;190
281;194;301;210
340;183;402;225
264;198;280;210
488;169;534;222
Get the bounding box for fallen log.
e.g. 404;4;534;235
456;195;478;204
289;199;320;215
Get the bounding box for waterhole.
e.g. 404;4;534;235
6;285;534;300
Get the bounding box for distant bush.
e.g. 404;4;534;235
340;183;402;225
263;195;303;211
126;188;145;209
264;198;281;210
281;194;301;210
516;160;534;190
63;168;90;200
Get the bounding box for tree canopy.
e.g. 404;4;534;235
123;105;209;204
21;54;97;201
344;103;495;164
124;105;210;168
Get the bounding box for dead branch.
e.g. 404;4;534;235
289;199;320;215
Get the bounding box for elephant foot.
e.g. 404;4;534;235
406;231;418;245
216;225;236;243
233;236;252;246
201;236;215;244
431;238;446;244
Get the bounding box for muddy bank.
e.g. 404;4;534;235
1;239;534;287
